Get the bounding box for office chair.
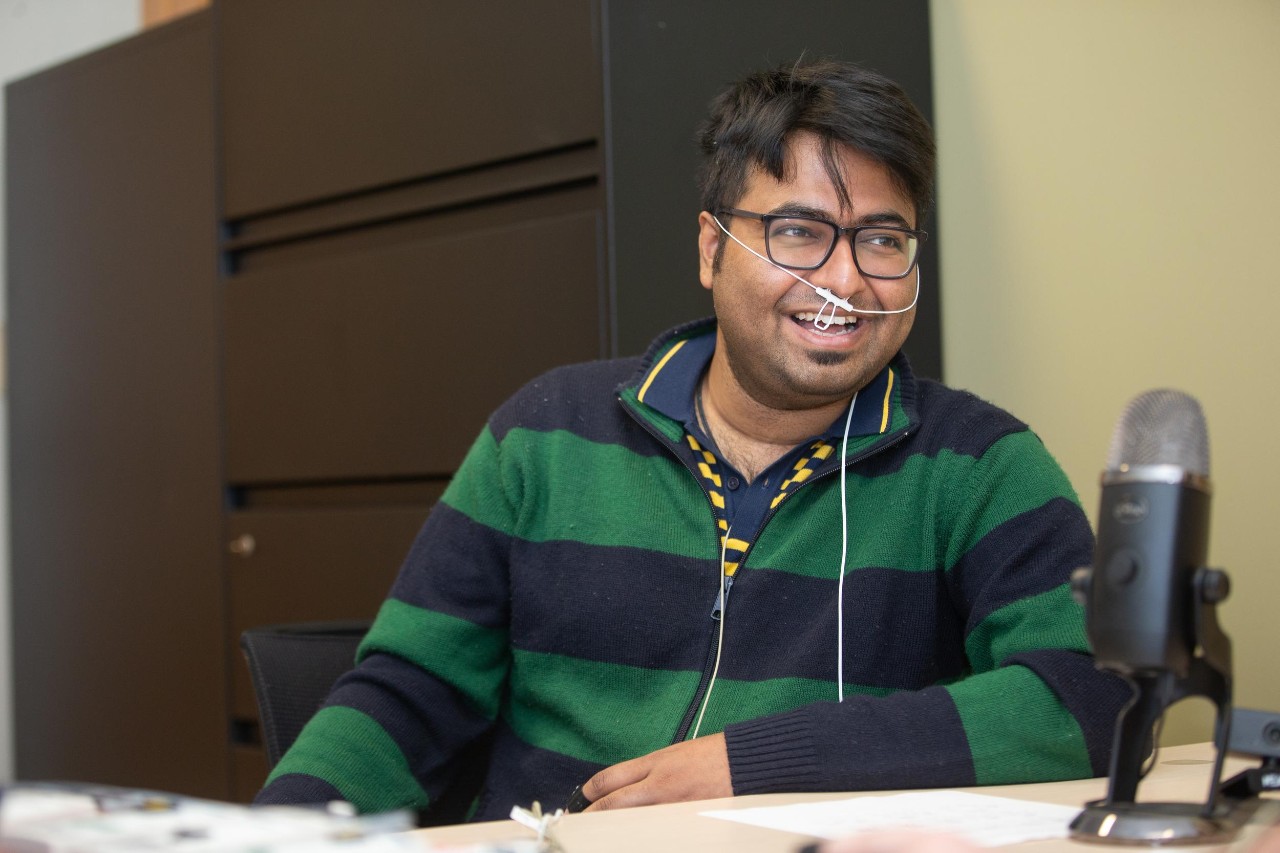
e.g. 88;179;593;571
240;618;491;824
239;619;372;769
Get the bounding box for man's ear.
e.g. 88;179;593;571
697;211;721;291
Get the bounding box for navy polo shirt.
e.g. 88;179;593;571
635;327;897;578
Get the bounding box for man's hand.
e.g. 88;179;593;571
580;732;731;811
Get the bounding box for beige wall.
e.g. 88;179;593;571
932;0;1280;743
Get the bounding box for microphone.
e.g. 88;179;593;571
1085;389;1215;678
1070;389;1240;844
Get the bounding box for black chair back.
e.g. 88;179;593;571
240;620;371;768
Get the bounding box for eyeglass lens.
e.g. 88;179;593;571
766;217;919;277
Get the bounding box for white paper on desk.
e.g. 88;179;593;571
702;790;1082;847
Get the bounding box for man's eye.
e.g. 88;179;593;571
770;221;825;242
858;230;907;252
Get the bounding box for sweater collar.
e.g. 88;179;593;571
624;317;914;441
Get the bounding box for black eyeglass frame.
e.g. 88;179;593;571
717;208;928;279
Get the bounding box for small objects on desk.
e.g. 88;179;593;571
0;782;418;851
509;801;566;851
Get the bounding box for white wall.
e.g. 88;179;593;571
932;0;1280;743
0;0;141;782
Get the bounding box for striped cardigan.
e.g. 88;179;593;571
256;319;1130;820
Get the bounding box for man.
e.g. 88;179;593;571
256;59;1129;821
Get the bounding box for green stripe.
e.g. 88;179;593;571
439;426;517;536
361;599;509;720
267;705;430;813
449;425;717;559
680;673;895;739
947;665;1091;784
965;584;1090;671
503;649;892;765
750;433;1079;578
938;431;1082;570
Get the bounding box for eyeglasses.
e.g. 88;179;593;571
717;208;927;280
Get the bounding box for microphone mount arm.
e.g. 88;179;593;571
1069;566;1248;844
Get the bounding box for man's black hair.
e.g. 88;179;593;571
697;59;936;227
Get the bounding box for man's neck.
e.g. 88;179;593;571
698;358;852;483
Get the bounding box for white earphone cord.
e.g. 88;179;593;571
691;389;859;734
690;526;731;740
836;392;858;702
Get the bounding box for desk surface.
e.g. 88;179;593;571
414;743;1278;852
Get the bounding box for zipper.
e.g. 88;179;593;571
618;392;914;744
710;574;734;620
617;401;739;744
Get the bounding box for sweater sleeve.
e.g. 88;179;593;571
255;425;515;815
724;425;1132;793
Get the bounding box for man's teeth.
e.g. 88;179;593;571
794;312;858;326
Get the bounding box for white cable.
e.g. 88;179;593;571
712;217;920;328
691;525;732;740
836;392;857;702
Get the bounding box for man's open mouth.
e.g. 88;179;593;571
792;312;860;334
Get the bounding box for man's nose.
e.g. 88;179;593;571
810;234;867;297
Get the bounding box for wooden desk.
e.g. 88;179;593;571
415;743;1278;852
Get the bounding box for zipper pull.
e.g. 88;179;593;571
710;575;735;620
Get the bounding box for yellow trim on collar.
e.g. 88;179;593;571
637;339;688;404
879;368;896;433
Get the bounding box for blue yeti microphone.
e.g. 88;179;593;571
1086;389;1212;678
1071;389;1240;845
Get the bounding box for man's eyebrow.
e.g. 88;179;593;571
767;203;915;229
857;210;915;228
767;202;830;220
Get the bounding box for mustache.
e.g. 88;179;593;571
780;289;883;316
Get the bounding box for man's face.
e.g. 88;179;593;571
698;132;918;412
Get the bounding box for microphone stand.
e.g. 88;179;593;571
1070;567;1253;845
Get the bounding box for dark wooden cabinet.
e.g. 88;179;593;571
216;0;604;221
223;195;605;484
6;13;228;797
6;1;935;800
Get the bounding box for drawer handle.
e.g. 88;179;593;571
228;533;256;558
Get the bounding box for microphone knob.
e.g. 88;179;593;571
1197;568;1231;604
1070;567;1092;606
1104;549;1141;585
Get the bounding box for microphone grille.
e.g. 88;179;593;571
1106;389;1209;475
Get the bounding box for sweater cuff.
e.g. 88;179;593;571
724;707;824;794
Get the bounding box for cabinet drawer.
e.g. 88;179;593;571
223;206;603;485
218;0;601;218
227;504;436;721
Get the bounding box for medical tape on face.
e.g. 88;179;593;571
712;216;921;326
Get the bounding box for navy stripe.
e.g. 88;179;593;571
472;721;604;822
496;534;966;688
506;539;721;672
852;373;1030;480
327;653;494;797
255;773;344;806
950;497;1093;630
719;565;966;688
387;504;511;629
817;687;976;788
728;687;975;793
487;358;670;459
